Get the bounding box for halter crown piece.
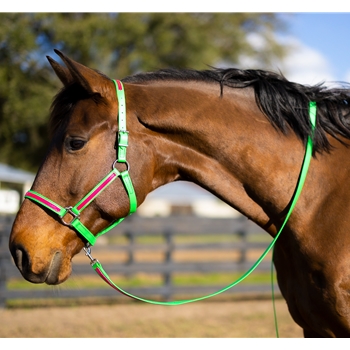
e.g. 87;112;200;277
24;80;317;309
25;80;137;247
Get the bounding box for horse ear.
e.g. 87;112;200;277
47;56;73;87
51;49;113;98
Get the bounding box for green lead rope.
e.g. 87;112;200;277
271;101;316;336
86;101;317;332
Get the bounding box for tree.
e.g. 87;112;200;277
0;13;287;172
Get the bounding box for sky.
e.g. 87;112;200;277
277;13;350;86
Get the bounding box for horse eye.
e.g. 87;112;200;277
68;139;86;151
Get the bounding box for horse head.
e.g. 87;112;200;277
9;50;156;284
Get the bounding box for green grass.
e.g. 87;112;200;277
8;270;274;291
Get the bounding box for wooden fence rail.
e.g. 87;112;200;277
0;214;279;307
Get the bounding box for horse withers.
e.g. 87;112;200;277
9;50;350;337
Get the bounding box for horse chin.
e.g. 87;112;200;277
44;251;68;285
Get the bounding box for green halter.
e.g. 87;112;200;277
25;81;317;306
25;80;137;246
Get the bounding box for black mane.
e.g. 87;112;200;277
123;68;350;154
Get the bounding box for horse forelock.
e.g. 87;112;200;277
49;82;106;139
123;67;350;154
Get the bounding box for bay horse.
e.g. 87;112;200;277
9;50;350;337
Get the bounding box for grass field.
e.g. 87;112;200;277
2;229;301;338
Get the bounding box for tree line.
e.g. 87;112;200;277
0;13;288;172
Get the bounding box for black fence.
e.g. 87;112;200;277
0;214;279;307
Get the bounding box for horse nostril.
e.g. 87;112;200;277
13;247;29;273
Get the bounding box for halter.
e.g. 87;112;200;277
25;80;137;246
24;82;317;313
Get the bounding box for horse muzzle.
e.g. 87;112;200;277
10;244;66;285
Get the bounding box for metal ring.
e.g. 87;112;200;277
112;159;130;172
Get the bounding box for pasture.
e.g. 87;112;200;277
1;214;303;337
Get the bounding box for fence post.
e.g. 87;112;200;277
163;227;174;301
0;255;6;308
0;215;12;308
125;230;135;278
237;228;247;264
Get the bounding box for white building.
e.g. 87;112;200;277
137;181;240;218
0;163;35;214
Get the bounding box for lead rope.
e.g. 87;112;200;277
271;101;317;337
84;101;317;335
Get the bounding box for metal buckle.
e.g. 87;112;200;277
60;206;80;227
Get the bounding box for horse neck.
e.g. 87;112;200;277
126;81;307;234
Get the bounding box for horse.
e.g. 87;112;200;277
8;49;350;337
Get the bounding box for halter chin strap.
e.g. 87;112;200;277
25;80;137;246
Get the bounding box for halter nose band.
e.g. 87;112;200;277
24;80;137;246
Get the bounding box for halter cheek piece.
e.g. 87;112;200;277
25;80;137;247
